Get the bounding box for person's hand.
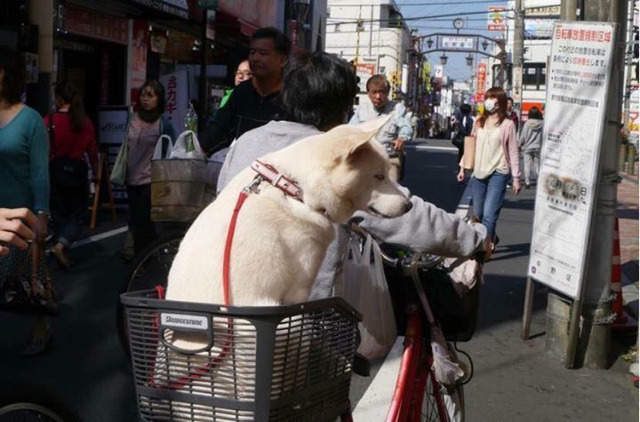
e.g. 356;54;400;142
456;168;465;183
392;138;405;152
36;212;48;244
512;179;521;195
0;208;38;255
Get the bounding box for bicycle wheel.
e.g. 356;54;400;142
116;232;184;354
415;354;464;422
0;387;79;422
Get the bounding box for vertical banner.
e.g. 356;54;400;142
487;6;507;32
130;20;149;104
528;22;617;298
476;63;487;101
160;70;189;134
355;63;375;93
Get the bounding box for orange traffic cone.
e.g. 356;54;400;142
611;217;637;331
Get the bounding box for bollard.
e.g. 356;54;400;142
627;144;637;175
619;144;628;172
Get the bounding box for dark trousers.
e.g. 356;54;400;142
126;184;157;255
51;183;88;248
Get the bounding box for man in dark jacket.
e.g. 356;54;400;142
199;27;290;154
507;97;519;132
453;103;474;164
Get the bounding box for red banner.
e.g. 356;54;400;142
130;20;149;100
476;63;487;102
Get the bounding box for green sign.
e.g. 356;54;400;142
197;0;217;9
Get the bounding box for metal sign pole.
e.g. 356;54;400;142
521;277;536;340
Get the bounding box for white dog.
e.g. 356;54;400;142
152;118;411;417
166;117;411;308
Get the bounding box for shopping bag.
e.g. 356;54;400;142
150;133;217;222
335;234;397;360
110;140;128;186
0;241;59;315
461;136;476;170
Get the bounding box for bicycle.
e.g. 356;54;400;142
347;224;480;422
0;385;79;422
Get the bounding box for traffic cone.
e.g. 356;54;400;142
611;217;637;331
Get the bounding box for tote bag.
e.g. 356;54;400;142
110;140;128;186
335;234;397;360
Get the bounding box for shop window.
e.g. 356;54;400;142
523;63;546;90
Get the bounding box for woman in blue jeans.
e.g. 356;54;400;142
457;87;521;256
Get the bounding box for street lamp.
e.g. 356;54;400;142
440;53;448;65
466;54;473;66
426;38;433;49
481;39;489;51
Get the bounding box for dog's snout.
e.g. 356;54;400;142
404;201;413;213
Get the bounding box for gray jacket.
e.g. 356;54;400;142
518;118;543;152
217;120;487;300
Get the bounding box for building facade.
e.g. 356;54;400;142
325;0;412;105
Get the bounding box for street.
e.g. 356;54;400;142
0;138;637;421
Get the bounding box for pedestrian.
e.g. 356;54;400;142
349;74;413;181
123;80;176;257
507;97;519;132
410;108;418;140
452;104;474;165
45;81;98;269
199;27;290;154
218;60;252;111
457;87;521;256
518;106;543;189
0;47;52;355
217;51;487;302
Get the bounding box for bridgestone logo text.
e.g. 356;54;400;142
161;313;209;331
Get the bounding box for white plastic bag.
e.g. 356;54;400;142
169;130;206;160
335;234;397;360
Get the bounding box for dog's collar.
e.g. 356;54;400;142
249;160;304;202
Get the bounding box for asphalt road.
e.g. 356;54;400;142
0;137;636;421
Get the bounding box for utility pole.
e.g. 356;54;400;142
561;0;628;369
513;0;524;114
622;0;637;135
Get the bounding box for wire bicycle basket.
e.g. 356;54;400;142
121;290;360;421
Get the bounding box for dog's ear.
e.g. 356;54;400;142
354;114;392;136
345;133;374;163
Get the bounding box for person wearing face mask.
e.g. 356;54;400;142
457;87;521;256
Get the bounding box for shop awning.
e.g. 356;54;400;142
128;0;189;19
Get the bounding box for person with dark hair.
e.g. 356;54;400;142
217;51;487;305
519;106;543;188
123;80;176;256
44;81;97;268
199;27;290;154
457;87;520;256
349;74;412;181
452;103;474;165
0;47;52;355
507;97;519;132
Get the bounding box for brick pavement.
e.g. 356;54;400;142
618;174;639;282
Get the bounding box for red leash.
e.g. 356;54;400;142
223;191;249;305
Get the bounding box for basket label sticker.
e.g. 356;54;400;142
160;313;209;331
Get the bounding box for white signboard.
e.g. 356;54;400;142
528;22;616;298
434;65;443;79
487;6;507;31
160;70;189;133
440;36;475;51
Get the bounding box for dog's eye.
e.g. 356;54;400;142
374;174;385;181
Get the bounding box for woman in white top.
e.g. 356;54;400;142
457;87;521;254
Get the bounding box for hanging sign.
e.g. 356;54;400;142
475;62;487;101
528;22;617;298
439;35;476;51
160;70;189;132
487;6;507;32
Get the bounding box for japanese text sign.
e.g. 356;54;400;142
528;22;617;298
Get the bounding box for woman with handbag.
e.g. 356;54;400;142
44;81;97;269
456;87;521;256
117;80;175;256
0;47;53;355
